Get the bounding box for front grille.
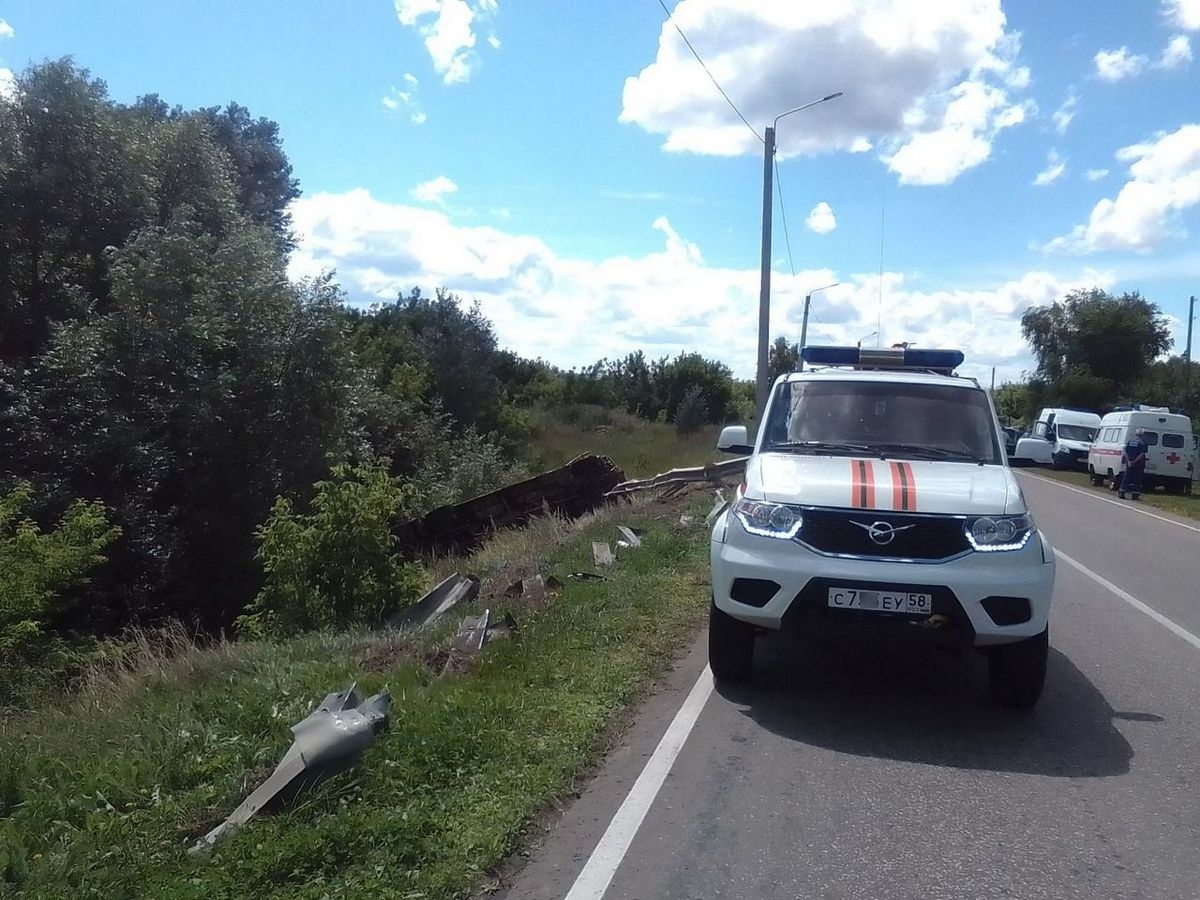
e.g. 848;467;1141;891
798;509;970;561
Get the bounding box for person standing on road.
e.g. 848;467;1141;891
1119;427;1148;500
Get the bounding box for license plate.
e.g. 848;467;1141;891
827;587;932;615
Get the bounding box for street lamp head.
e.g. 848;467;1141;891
822;91;844;102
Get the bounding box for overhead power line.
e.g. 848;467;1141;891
773;160;826;333
655;0;762;144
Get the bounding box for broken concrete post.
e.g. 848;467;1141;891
190;684;391;854
592;542;615;567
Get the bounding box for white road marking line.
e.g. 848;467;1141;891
1021;471;1200;535
1056;550;1200;652
564;666;715;900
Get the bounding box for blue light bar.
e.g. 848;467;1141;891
800;345;964;370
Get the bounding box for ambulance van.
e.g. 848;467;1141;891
1087;406;1195;495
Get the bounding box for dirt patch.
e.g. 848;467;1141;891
360;636;419;673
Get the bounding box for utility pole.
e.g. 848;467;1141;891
753;92;844;424
1185;295;1196;364
754;124;776;425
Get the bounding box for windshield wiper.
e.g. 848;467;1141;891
768;441;885;457
870;443;988;464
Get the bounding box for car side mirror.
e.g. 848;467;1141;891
717;425;753;455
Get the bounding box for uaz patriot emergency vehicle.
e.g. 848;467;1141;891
1087;406;1195;495
710;346;1056;708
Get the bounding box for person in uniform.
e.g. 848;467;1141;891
1119;427;1148;500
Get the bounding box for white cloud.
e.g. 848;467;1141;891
1164;0;1200;30
1093;47;1148;81
403;72;419;85
805;202;837;234
394;0;499;84
0;68;13;100
1033;150;1066;186
487;35;501;49
410;175;459;205
1046;123;1200;253
620;0;1031;185
1085;168;1110;181
288;188;1114;383
1052;90;1078;134
1005;66;1031;89
883;80;1031;185
0;19;14;39
382;85;426;124
1157;34;1193;68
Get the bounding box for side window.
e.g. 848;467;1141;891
1103;428;1113;441
1033;422;1047;439
1108;428;1118;441
1142;431;1159;446
1163;433;1185;448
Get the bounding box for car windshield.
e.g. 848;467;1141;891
762;380;1002;464
1057;424;1096;441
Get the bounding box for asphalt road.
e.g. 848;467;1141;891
498;472;1200;900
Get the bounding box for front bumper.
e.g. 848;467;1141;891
710;512;1055;647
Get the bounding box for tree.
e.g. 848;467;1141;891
1021;288;1172;394
993;382;1031;425
768;337;800;385
674;385;708;435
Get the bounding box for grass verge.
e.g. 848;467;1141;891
1028;467;1200;522
523;405;721;478
0;494;712;899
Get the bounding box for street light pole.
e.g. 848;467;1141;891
797;281;839;371
754;91;844;424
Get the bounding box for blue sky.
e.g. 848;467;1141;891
2;0;1199;383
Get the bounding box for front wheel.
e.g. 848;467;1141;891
1089;468;1104;487
709;600;755;682
988;628;1048;709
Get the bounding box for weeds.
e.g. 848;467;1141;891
0;491;711;899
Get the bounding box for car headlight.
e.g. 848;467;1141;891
964;514;1034;551
733;498;803;539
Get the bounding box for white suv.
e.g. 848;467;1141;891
709;347;1056;708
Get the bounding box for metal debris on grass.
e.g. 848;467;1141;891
616;525;642;548
190;684;391;854
387;574;480;630
679;515;697;527
566;572;606;581
606;457;748;498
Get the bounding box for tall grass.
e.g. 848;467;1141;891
524;404;722;478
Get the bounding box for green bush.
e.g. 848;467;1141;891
241;460;425;636
419;429;527;509
0;484;120;703
674;386;708;435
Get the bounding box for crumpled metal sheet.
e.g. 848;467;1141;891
189;684;391;854
387;574;480;630
606;457;748;498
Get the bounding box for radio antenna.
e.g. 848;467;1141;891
876;183;885;348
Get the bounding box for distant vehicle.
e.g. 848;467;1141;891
1087;406;1195;495
1011;408;1101;470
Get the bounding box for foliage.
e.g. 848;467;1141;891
0;499;710;898
1021;288;1172;395
1129;357;1200;414
993;382;1031;425
3;218;353;630
674;385;709;435
0;485;120;703
768;336;801;384
242;460;425;636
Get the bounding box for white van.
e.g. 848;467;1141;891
1087;407;1195;494
1011;408;1101;470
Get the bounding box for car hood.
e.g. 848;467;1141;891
746;453;1024;515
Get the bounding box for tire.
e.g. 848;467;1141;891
708;600;755;682
1089;468;1103;487
988;628;1048;709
